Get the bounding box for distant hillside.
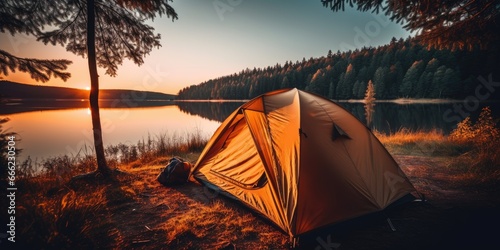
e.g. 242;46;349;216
178;37;500;100
0;81;176;100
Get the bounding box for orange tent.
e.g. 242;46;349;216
191;88;416;239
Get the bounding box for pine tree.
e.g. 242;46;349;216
336;72;347;99
322;0;500;50
373;66;388;99
339;64;356;99
364;80;376;126
0;2;71;82
328;80;335;99
2;0;178;178
400;60;424;97
364;80;376;104
307;69;326;94
352;80;361;99
415;58;440;97
416;71;433;98
441;67;461;98
357;80;368;99
387;62;404;98
430;65;447;98
281;76;291;89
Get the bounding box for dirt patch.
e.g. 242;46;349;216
395;155;500;208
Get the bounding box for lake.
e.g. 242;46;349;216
1;100;498;163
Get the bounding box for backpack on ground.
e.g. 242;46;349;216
157;157;191;186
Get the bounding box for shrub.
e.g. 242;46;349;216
448;106;500;177
448;117;475;144
449;107;499;148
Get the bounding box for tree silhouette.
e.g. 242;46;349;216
0;2;72;82
3;0;177;177
321;0;500;50
177;37;499;100
0;50;71;82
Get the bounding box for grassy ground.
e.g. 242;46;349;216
5;126;500;249
12;154;288;249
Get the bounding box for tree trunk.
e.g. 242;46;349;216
87;0;111;177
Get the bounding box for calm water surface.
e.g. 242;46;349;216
5;104;221;163
2;100;498;162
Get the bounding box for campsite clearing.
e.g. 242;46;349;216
15;153;499;249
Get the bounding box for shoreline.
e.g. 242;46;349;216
5;97;497;103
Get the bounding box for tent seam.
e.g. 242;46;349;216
313;98;379;208
262;93;291;235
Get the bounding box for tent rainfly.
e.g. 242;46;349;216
191;88;416;239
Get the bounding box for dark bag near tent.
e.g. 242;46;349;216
157;157;191;186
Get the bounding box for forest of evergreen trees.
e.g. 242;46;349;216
177;37;499;100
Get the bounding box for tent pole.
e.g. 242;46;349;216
290;236;299;248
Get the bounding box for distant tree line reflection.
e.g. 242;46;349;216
177;102;499;134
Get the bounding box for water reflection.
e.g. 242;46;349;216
364;102;375;127
177;101;499;134
2;104;221;162
0;99;176;115
3;100;498;162
339;102;499;133
177;101;243;122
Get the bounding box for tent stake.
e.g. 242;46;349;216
387;217;396;231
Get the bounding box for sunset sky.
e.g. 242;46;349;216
1;0;411;95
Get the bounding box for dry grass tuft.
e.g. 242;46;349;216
164;200;260;243
373;129;461;156
15;149;288;249
374;107;500;184
374;129;445;145
17;179;121;248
